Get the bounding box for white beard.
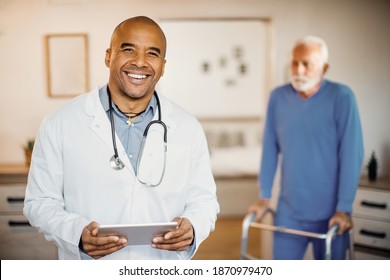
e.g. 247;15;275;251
291;75;321;93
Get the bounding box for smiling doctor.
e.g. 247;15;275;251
24;16;219;260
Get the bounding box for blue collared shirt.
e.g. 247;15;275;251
99;84;157;172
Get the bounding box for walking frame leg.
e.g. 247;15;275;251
325;225;354;260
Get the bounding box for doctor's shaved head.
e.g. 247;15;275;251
105;15;167;101
109;16;167;57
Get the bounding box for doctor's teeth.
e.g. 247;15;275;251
128;73;147;79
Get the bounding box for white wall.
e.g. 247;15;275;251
1;0;389;177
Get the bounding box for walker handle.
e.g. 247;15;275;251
240;208;275;259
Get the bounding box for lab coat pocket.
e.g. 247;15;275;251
156;145;191;193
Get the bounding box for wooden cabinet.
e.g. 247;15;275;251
214;175;259;217
0;164;57;259
352;177;390;259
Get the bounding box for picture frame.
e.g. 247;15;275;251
45;33;90;98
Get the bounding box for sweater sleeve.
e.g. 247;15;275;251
334;87;364;213
259;91;280;199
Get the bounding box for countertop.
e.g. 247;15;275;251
0;163;29;184
359;176;390;191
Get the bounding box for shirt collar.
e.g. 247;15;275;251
99;84;157;118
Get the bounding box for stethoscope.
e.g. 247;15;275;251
107;87;167;186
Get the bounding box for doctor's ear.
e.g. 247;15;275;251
105;48;111;67
161;59;166;77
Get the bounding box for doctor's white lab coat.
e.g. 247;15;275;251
23;87;219;260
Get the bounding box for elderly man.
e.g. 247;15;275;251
248;36;364;259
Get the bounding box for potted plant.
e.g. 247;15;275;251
24;139;35;165
367;151;378;181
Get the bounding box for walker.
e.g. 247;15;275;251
240;208;354;260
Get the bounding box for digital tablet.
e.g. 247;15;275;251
98;222;178;245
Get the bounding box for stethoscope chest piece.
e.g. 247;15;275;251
110;155;125;170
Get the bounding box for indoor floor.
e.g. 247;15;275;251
192;216;261;260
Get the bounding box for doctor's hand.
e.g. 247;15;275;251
80;221;128;259
329;211;353;235
152;217;194;251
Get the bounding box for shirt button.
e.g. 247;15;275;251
129;154;133;158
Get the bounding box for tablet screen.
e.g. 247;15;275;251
98;222;178;245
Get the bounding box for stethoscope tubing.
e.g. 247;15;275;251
107;87;167;170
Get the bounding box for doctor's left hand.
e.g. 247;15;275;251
80;221;128;259
152;217;194;251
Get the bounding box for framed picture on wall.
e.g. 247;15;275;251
45;33;90;98
158;18;271;119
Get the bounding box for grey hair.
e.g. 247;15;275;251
294;35;329;64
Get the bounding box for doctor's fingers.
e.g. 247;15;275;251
163;224;193;242
152;231;193;251
84;234;127;248
165;217;192;239
153;228;193;248
85;243;127;259
84;237;127;249
153;239;192;251
152;218;193;246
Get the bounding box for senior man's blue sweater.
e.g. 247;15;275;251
259;80;364;221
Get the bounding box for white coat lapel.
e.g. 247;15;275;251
85;88;133;174
158;96;175;133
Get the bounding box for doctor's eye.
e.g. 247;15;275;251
148;51;159;57
122;48;135;53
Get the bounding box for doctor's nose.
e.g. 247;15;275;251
131;53;148;68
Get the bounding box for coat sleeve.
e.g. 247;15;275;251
23;116;90;259
180;120;219;258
